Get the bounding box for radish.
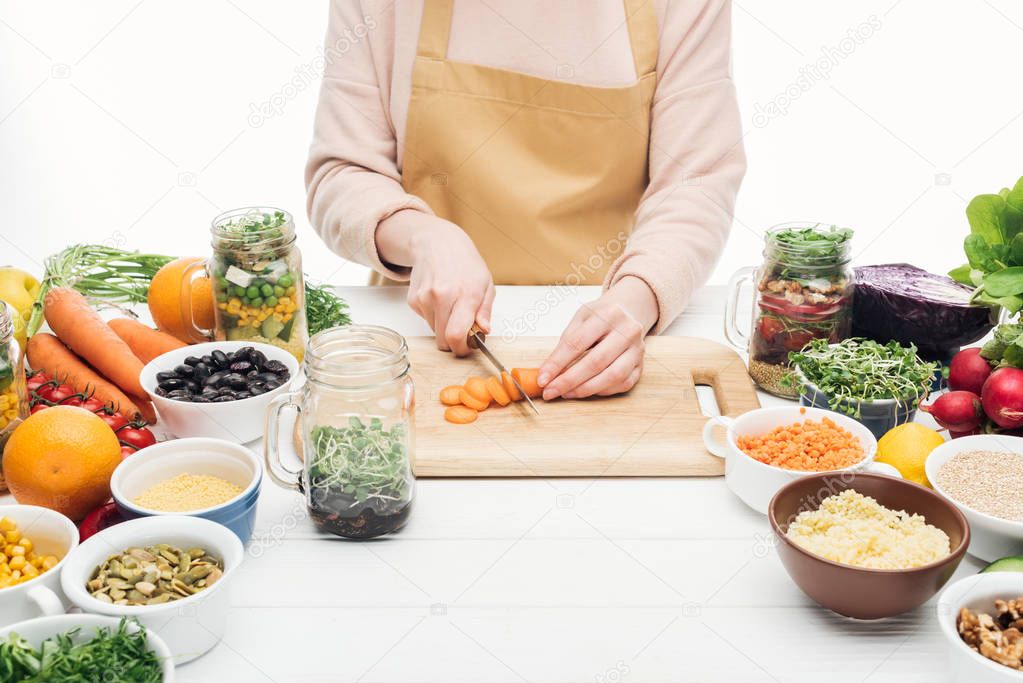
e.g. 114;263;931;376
981;367;1023;429
948;347;992;395
921;390;985;433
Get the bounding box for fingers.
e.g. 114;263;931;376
537;311;605;391
542;332;626;400
445;292;482;357
563;348;643;399
431;291;456;352
477;283;496;333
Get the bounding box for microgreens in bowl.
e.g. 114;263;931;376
783;338;937;417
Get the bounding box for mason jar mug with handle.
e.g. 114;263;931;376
265;325;415;539
724;222;854;398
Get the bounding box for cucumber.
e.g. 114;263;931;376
981;556;1023;573
277;317;295;341
227;325;258;341
261;317;285;340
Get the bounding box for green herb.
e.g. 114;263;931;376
0;618;163;682
26;245;175;337
980;322;1023;367
784;338;937;416
950;176;1023;313
305;282;351;335
309;417;410;505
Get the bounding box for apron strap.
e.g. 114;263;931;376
623;0;659;78
416;0;455;59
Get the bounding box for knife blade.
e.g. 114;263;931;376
468;324;540;415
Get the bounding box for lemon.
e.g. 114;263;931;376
875;423;945;487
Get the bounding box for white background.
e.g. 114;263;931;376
3;0;1023;289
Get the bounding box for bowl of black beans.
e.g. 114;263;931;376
140;341;299;443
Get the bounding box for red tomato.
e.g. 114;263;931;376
43;384;78;404
117;423;156;450
32;381;58;402
60;396;84;407
26;372;50;393
120;445;138;459
756;317;784;343
781;330;815;351
80;397;106;413
30;403;48;414
97;411;129;431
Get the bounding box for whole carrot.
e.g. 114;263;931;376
43;287;146;397
108;317;185;364
26;333;152;421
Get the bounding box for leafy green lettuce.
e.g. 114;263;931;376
950;176;1023;313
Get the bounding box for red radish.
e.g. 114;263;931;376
921;391;984;432
948;347;993;395
981;367;1023;429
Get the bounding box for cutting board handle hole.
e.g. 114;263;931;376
694;383;721;418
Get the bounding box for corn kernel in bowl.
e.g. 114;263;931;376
0;516;61;589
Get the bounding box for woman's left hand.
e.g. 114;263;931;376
537;276;659;400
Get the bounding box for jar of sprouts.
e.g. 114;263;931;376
0;304;28;492
184;207;308;363
264;325;415;539
724;223;854;397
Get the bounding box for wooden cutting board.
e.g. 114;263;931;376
409;336;760;477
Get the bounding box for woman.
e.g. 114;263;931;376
306;0;744;400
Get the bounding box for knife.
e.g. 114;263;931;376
468;323;540;415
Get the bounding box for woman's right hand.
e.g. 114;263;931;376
376;211;495;356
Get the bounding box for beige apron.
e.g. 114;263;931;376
371;0;657;285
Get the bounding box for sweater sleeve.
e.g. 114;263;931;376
603;0;746;333
305;1;430;281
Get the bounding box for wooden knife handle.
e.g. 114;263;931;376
467;322;485;349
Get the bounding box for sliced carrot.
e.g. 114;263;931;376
485;376;511;406
439;385;464;406
511;367;542;399
459;388;489;411
501;371;522;402
444;405;478;424
464;376;490;403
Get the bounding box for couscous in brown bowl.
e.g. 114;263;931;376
768;472;970;620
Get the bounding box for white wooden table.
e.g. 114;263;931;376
6;286;981;682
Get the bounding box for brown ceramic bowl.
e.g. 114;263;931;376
768;472;970;620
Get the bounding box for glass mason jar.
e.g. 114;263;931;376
265;325;415;539
184;207;308;363
724;223;854;398
0;303;28;487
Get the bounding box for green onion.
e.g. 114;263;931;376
0;617;163;682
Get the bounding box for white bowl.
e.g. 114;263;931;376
139;341;299;443
926;434;1023;562
938;572;1023;682
703;406;898;514
0;505;79;628
60;515;244;664
110;437;263;543
0;613;175;681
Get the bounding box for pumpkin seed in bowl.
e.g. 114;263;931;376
86;543;223;606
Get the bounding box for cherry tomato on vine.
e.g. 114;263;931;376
26;372;50;393
117;423;156;450
80;397;106;413
96;411;129;431
30;403;48;414
120;445;138;459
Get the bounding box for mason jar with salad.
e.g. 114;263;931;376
205;208;308;363
725;223;854;397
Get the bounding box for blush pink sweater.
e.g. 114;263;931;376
306;0;745;333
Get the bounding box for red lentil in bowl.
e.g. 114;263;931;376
736;415;866;472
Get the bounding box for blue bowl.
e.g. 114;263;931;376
798;380;918;440
109;437;262;544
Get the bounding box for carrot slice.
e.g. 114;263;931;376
511;368;542;399
444;405;478;424
439;385;464;406
501;371;522;402
459;388;489;411
464;376;490;403
485;376;511;406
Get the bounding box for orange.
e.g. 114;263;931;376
148;257;214;343
2;406;122;521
